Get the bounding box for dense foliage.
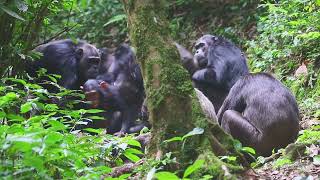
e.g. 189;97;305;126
0;0;319;179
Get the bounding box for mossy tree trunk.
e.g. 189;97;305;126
122;0;246;177
123;0;195;161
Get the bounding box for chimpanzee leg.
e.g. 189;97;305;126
107;111;122;134
221;110;261;147
119;107;138;134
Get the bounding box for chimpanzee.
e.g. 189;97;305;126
27;39;101;90
83;44;148;135
176;35;300;156
217;73;300;156
175;35;249;112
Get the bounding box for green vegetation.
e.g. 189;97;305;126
0;0;319;179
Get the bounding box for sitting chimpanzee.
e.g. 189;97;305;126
176;35;300;156
27;39;101;90
83;44;149;135
175;35;249;112
217;73;300;156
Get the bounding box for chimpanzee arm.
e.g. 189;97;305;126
60;58;79;89
174;42;198;75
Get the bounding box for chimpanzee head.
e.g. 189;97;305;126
194;34;217;68
82;79;111;109
76;43;101;82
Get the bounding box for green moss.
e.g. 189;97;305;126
191;151;243;179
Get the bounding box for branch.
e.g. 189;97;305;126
30;24;78;50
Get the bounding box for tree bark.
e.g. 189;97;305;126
122;0;246;177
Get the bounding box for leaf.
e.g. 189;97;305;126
20;102;33;113
183;159;204;178
125;139;141;148
125;148;143;155
85;109;105;113
154;172;180;180
87;116;105;120
0;4;25;21
182;127;204;140
103;14;127;27
47;119;66;131
163;136;182;143
313;155;320;165
14;0;28;12
123;150;140;163
44;104;59;111
23;155;44;171
7;114;25;122
83;128;104;134
5;78;27;85
146;167;156;180
241;147;256;155
44;132;64;145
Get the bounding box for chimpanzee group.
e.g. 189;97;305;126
27;34;300;156
27;39;149;135
176;34;300;156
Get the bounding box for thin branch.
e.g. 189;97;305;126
30;24;78;50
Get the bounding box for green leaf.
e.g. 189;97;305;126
123;150;141;163
241;147;256;155
154;172;179;180
103;14;127;27
5;78;27;85
7;114;25;122
125;148;143;155
125;139;141;148
44;104;59;111
0;4;25;21
182;127;204;140
84;128;104;134
183;159;204;178
85;109;105;113
44;132;64;145
48;120;67;131
313;155;320;165
163;136;182;143
20;102;33;113
23;155;44;171
87;116;105;120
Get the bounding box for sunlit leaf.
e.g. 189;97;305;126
103;14;127;27
163;136;182;143
23;155;44;171
183;159;204;178
154;172;179;180
125;139;141;148
21;102;33;113
313;155;320;165
84;128;104;134
241;147;256;155
182;127;204;140
123;150;140;162
45;132;64;145
0;4;25;21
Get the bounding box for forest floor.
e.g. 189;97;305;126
242;116;320;180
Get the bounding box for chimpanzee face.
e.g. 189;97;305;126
77;44;101;81
194;35;216;68
82;79;111;109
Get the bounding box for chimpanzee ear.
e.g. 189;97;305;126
75;48;84;60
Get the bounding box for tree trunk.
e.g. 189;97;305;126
122;0;246;177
